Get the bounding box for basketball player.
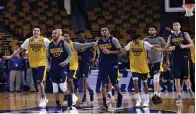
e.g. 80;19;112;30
75;30;95;104
47;29;73;112
63;32;96;105
124;34;163;107
4;25;50;108
97;26;123;111
164;21;194;102
144;25;166;104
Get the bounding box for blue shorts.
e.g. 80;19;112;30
99;65;119;85
32;66;47;83
172;55;189;79
77;65;91;79
50;67;67;84
132;72;148;81
67;70;77;79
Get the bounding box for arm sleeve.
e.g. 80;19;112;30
44;38;50;48
73;42;94;50
159;37;166;47
63;42;72;64
144;41;153;51
112;37;122;49
125;42;131;51
21;39;29;50
143;37;148;41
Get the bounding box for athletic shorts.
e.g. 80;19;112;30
32;66;47;83
132;72;148;81
99;65;119;85
50;67;67;84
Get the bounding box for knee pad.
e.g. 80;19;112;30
132;77;138;81
52;82;59;93
154;72;160;83
59;81;67;92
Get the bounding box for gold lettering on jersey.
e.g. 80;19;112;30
99;44;112;49
78;47;86;52
50;48;63;57
30;44;42;52
172;37;183;45
131;47;143;56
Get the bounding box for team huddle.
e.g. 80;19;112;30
3;21;194;112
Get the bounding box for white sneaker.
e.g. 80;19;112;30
72;94;78;105
143;100;149;107
135;99;142;107
39;98;48;108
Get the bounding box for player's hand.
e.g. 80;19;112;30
59;61;66;67
165;27;174;33
3;56;11;60
93;42;97;47
179;44;185;49
102;48;110;54
169;46;175;51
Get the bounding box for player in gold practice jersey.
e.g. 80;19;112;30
4;25;50;108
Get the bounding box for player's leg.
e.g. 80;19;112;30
58;68;73;109
32;68;38;91
99;68;109;111
151;62;162;104
67;70;78;105
172;60;182;103
107;80;114;99
182;59;194;99
109;68;122;108
36;66;48;108
141;73;149;107
52;81;62;113
132;72;141;107
81;65;94;103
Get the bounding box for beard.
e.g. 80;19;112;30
52;37;58;41
149;33;155;36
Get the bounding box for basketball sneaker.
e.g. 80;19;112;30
176;95;183;103
39;97;48;108
116;93;123;107
188;89;194;99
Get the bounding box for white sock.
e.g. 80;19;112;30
145;94;149;102
135;93;141;101
108;92;114;99
178;93;181;96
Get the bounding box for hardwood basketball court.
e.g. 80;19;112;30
0;92;194;113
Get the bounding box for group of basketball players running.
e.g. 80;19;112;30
3;21;194;112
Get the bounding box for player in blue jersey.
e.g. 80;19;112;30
75;30;95;104
97;26;123;111
164;21;194;103
47;29;72;112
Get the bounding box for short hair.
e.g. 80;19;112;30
148;24;157;30
75;30;84;35
63;31;71;36
32;25;41;31
131;34;141;40
100;25;109;30
173;21;181;25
